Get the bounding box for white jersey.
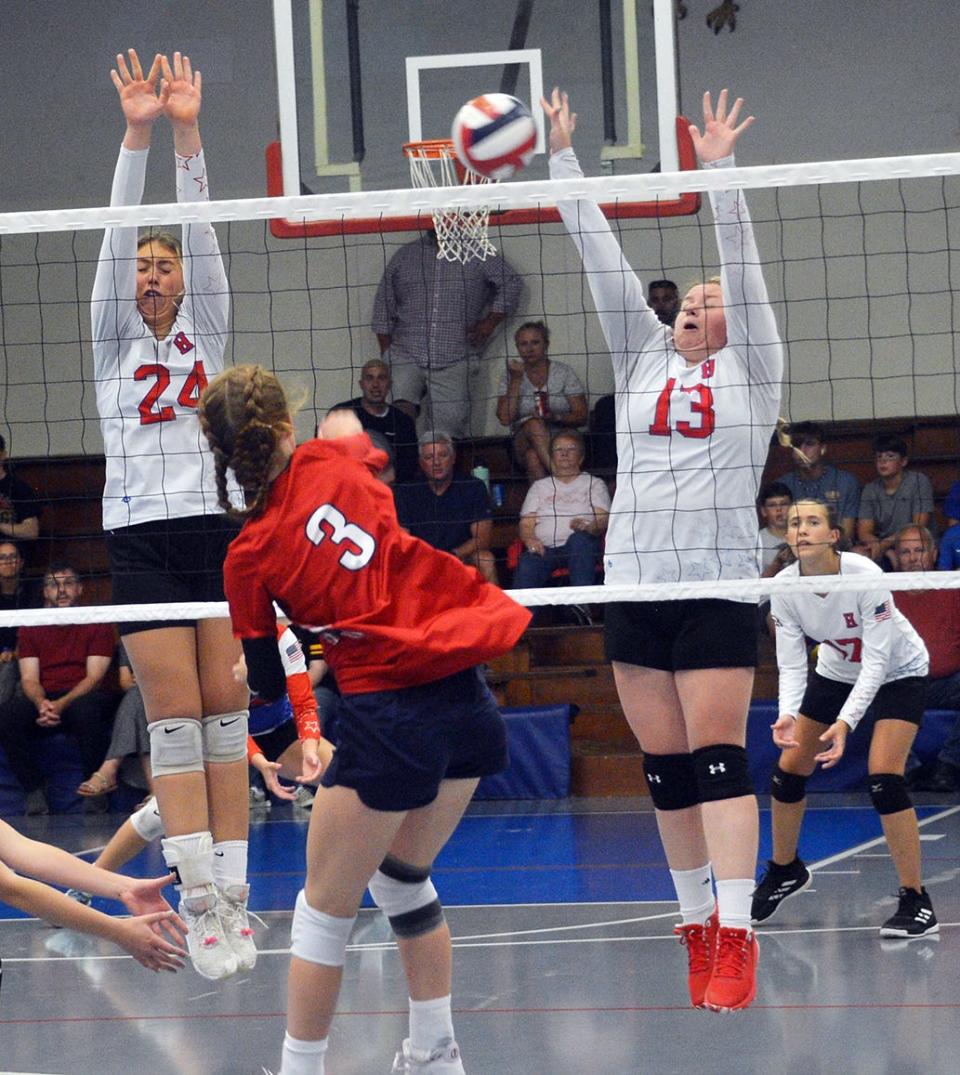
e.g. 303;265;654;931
91;146;230;530
550;148;783;593
770;553;928;731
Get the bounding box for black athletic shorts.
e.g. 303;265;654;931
604;599;759;671
800;672;928;727
321;666;508;812
107;514;240;635
252;718;299;762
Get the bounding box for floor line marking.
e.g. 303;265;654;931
809;804;960;871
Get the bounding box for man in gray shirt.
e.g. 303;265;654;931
776;421;860;542
858;433;935;566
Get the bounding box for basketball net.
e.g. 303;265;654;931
403;140;497;263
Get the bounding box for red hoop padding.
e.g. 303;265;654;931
266;117;701;239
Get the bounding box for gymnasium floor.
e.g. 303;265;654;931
1;795;958;1075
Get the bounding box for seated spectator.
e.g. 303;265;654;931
0;435;40;542
891;526;960;792
77;642;150;803
857;434;934;566
331;358;418;482
393;431;498;584
937;521;960;571
496;321;587;481
944;479;960;529
513;432;610;599
757;481;793;572
0;541;38;706
776;421;860;541
647;279;680;326
0;563;116;815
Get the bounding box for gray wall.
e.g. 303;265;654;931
1;1;958;457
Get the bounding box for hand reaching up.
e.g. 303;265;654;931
111;49;164;130
160;51;202;131
540;87;577;154
688;89;753;164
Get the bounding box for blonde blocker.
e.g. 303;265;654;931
199;364;292;520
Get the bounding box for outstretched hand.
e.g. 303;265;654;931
688;89;753;164
111;49;164;129
160;51;202;129
118;873;186;947
814;720;849;770
296;738;325;785
115;911;187;972
540;87;577;154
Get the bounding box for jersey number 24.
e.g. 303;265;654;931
135;360;208;425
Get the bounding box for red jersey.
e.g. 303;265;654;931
225;435;531;693
893;589;960;681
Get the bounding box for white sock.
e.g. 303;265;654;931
280;1032;327;1075
716;878;754;930
409;994;455;1054
212;839;248;891
670;864;715;924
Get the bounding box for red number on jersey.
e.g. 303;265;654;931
135;361;209;425
648;380;716;438
825;637;863;663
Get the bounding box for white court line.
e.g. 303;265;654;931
809;803;960;871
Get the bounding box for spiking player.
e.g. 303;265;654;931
754;499;937;938
542;87;783;1011
91;48;251;980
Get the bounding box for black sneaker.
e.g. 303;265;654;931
751;858;811;924
880;887;939;938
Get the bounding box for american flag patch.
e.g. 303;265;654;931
874;602;892;622
285;640;302;660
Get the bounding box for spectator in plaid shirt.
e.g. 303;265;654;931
372;232;523;439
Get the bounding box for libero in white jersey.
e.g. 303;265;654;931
91;137;228;530
772;552;928;731
550;150;782;592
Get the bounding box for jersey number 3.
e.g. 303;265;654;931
648;379;715;438
306;504;376;571
135;361;208;425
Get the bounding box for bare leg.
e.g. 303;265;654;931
768;715;825;864
93;816;150;873
512;419;550;479
869;719;923;890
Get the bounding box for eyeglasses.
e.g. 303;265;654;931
0;554;19;563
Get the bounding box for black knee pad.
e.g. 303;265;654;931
642;752;700;811
770;766;808;803
692;744;753;803
868;772;912;815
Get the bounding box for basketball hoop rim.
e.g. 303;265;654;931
402;139;457;160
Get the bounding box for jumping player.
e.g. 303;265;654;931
91;49;251;979
754;499;938;937
198;367;530;1075
542;87;783;1011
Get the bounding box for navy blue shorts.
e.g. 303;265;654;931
604;599;759;671
321;666;508;812
252;718;299;762
107;514;239;636
800;672;928;727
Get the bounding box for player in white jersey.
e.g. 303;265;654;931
90;49;252;980
753;499;938;938
543;87;783;1012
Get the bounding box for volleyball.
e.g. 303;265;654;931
451;93;537;181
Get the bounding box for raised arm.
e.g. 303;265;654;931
541;89;664;364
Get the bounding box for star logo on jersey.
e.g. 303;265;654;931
172;331;195;355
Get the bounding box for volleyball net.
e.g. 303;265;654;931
1;147;959;626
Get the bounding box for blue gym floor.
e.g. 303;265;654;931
1;795;958;1074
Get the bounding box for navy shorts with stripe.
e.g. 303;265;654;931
321;666;508;812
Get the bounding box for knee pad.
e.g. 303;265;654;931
290;890;356;966
642;752;700;811
148;718;204;778
770;767;808;804
692;744;754;803
869;772;912;815
367;854;445;939
202;710;249;764
130;795;164;841
161;831;213;890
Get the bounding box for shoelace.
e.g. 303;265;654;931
674;923;711;971
713;930;751;978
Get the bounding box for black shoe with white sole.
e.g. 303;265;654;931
751;858;811;924
880;887;939;938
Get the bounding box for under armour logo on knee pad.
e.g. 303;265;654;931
708;763;726;775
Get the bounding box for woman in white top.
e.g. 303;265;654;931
543;87;782;1013
755;499;937;938
90;50;251;981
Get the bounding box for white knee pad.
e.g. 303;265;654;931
161;831;214;890
148;718;204;777
290;890;356;966
130;795;164;841
367;859;443;938
202;710;248;764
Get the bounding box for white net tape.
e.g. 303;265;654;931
405;142;497;263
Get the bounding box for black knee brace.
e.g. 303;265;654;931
770;767;808;803
368;854;445;939
642;752;700;811
868;772;912;815
692;744;753;802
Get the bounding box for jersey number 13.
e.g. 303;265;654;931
648;379;716;439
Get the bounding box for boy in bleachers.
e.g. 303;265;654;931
857;434;934;568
